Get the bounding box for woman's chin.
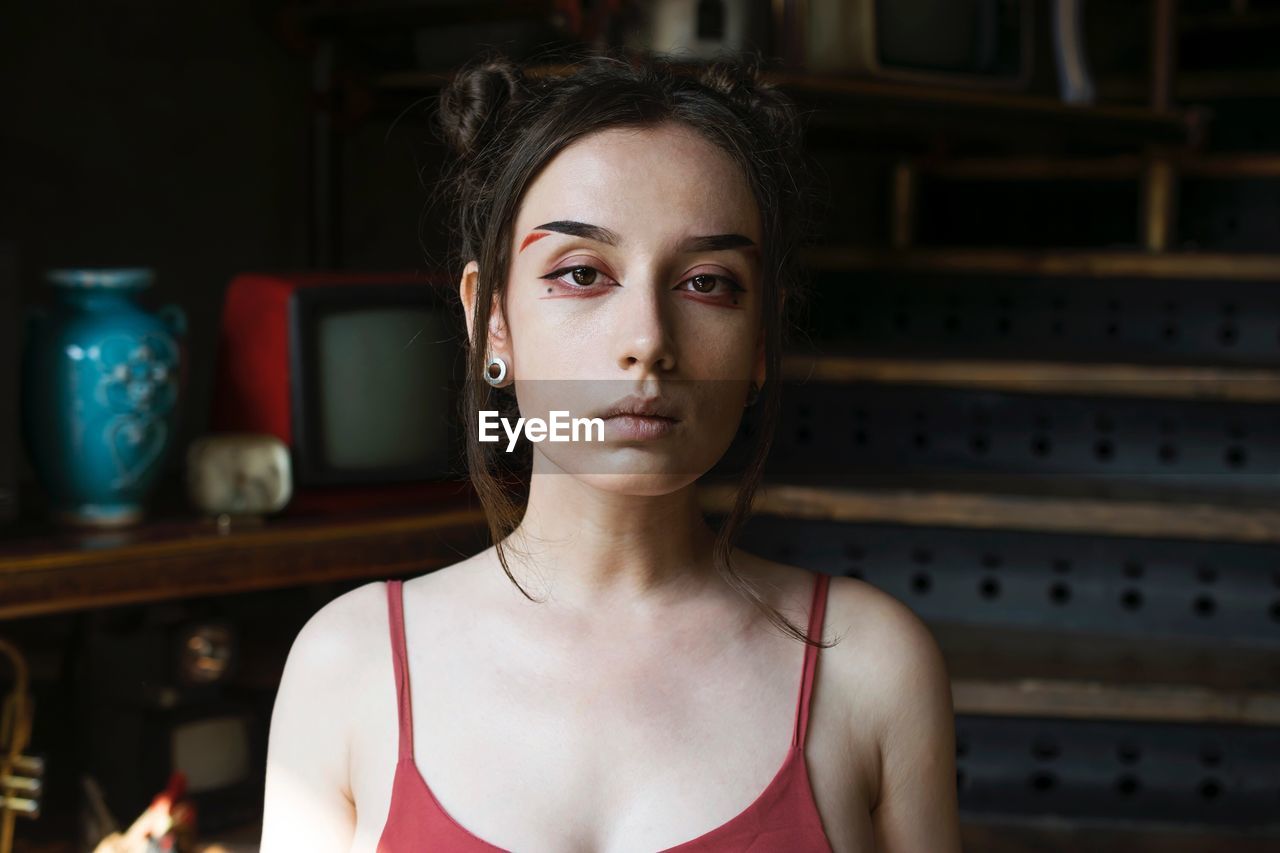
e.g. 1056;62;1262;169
572;470;701;496
531;441;728;494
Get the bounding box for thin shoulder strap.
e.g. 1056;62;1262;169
385;579;415;762
792;572;831;749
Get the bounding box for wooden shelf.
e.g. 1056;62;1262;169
907;152;1280;180
781;354;1280;403
762;70;1195;146
1099;69;1280;101
962;818;1280;853
302;1;530;35
935;619;1278;692
951;676;1280;725
1180;10;1280;31
700;481;1280;544
801;246;1280;280
943;619;1280;724
946;624;1280;726
0;503;489;620
375;64;1196;149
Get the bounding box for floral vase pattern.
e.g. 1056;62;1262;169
21;268;186;527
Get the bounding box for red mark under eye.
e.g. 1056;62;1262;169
519;232;550;253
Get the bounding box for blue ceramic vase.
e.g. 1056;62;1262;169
21;268;186;527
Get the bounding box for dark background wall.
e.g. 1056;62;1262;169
1;1;318;483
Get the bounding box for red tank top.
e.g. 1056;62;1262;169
377;572;834;852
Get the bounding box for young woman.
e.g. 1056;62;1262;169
261;50;962;853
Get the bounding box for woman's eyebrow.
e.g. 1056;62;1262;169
521;220;619;251
683;234;758;253
519;220;757;254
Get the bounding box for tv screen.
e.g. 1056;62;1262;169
316;307;452;472
172;714;253;794
291;284;461;486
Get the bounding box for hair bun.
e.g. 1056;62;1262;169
436;55;529;160
698;53;802;141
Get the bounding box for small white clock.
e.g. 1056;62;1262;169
186;433;292;517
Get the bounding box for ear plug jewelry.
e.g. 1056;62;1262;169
484;354;508;386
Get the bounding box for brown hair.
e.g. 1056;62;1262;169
431;47;826;646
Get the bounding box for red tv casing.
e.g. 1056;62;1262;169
210;270;475;515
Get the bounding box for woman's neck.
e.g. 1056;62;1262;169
501;470;723;618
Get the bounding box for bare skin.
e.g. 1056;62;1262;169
261;122;962;852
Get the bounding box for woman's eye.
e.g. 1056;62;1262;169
540;265;614;289
539;266;743;296
680;273;743;295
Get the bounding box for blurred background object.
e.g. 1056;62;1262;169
800;0;1034;88
1;636;40;853
0;242;17;526
185;435;292;520
86;771;197;853
621;0;760;60
207;271;462;515
19;269;186;529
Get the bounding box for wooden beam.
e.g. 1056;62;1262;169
1141;155;1177;252
932;621;1279;695
962;818;1280;853
890;160;917;249
952;678;1280;726
1151;0;1178;113
801;246;1280;280
1098;69;1280;100
781;355;1280;403
910;152;1280;180
700;482;1280;543
377;66;1194;147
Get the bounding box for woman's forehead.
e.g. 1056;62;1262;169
514;124;761;244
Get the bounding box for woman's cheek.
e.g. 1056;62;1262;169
678;327;757;379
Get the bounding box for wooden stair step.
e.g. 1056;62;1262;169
801;246;1280;280
781;354;1280;403
700;481;1280;544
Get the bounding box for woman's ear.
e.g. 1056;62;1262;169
459;260;481;345
460;261;509;373
458;260;509;352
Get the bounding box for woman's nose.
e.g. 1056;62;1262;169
614;278;677;373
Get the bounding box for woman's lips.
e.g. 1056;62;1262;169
603;414;679;441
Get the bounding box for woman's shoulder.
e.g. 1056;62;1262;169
284;552;493;676
289;580;394;664
819;569;954;799
264;580;398;832
276;578;396;712
736;552;940;665
744;555;952;739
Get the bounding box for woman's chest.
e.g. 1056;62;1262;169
350;637;878;852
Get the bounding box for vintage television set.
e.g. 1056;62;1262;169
73;609;270;833
211;271;469;512
800;0;1035;90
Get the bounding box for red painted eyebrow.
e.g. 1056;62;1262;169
519;231;552;253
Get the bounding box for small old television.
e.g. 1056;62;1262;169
211;272;466;500
802;0;1034;90
74;612;270;833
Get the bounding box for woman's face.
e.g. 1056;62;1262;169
462;120;766;494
